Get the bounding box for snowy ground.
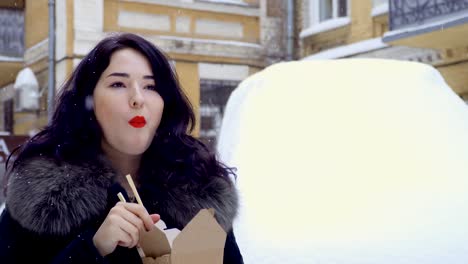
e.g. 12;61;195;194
217;59;468;263
0;203;4;214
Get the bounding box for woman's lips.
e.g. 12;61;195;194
129;116;146;128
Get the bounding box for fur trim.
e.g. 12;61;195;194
156;176;238;232
6;156;238;235
6;157;116;236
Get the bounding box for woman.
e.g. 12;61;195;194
0;33;242;263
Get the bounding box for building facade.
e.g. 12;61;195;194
298;0;468;102
0;1;25;135
3;1;468;142
0;0;288;149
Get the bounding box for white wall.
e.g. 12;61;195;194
198;63;249;81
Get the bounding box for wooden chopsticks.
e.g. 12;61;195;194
117;174;143;206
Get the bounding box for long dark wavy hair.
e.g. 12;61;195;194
4;33;234;194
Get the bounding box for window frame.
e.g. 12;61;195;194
301;0;351;38
309;0;350;26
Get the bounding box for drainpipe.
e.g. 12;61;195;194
47;0;56;122
286;0;295;61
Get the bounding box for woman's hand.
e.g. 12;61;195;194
93;202;160;256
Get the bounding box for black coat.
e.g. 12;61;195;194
0;156;243;264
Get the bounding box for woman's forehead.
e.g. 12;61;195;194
104;48;153;76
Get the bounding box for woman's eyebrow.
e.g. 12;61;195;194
106;72;154;80
107;72;129;78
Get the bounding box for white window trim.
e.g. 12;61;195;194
300;0;351;39
300;17;350;38
124;0;257;17
0;55;23;62
197;0;247;5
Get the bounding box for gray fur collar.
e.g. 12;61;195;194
6;156;238;236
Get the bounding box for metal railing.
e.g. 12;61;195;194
389;0;468;30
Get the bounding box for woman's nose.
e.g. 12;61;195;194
129;83;144;109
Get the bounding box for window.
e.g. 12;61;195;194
3;99;13;134
318;0;348;22
301;0;350;38
199;79;238;151
0;8;24;57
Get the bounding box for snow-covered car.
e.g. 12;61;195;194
217;59;468;264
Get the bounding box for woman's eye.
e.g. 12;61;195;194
145;85;157;91
110;82;125;88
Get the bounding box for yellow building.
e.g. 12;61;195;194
0;0;288;149
298;0;468;102
0;0;25;135
4;0;468;143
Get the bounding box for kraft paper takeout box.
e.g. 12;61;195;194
139;209;226;264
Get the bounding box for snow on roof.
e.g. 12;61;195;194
198;0;248;6
14;67;38;90
157;35;262;48
300;17;351;39
302;37;389;60
371;3;389;17
0;55;23;62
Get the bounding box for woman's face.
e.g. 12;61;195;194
93;48;164;156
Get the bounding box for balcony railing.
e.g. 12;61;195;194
0;8;24;58
389;0;468;30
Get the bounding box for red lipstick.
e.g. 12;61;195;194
129;116;146;128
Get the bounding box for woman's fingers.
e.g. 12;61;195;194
116;218;140;248
113;205;145;231
94;202;159;256
117;202;155;231
150;214;160;224
116;227;133;248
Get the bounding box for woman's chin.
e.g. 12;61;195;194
120;141;151;156
125;145;149;155
123;149;146;156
